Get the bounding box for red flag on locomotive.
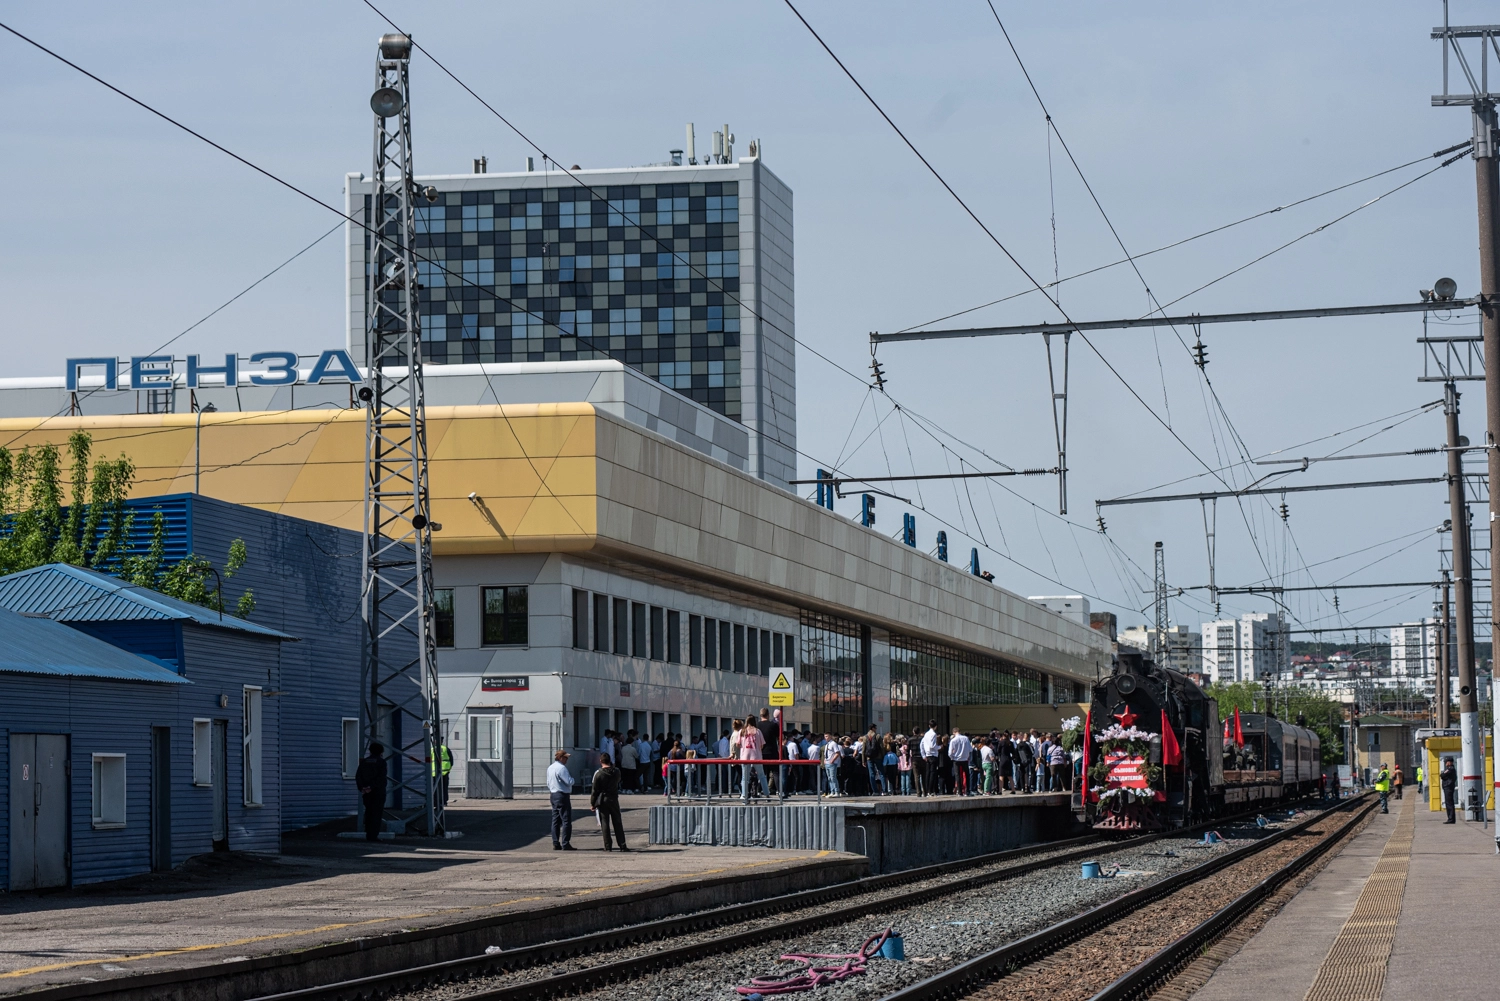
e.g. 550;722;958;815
1160;709;1182;766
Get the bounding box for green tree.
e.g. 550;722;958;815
0;431;256;619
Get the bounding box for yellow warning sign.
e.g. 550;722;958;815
769;669;794;706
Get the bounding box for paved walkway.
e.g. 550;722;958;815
1190;791;1500;1000
0;796;853;995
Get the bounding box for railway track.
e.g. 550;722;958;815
248;806;1294;1001
880;793;1375;1001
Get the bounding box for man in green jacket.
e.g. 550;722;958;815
1374;764;1391;814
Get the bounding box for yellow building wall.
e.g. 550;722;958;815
1424;735;1495;811
0;405;598;554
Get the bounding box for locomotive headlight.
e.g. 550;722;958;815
1116;674;1137;694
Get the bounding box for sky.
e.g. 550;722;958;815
0;1;1490;645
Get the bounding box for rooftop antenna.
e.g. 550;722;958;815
361;32;443;838
686;123;696;164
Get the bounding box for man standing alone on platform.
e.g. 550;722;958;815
1392;764;1403;800
355;742;388;842
1415;763;1425;797
920;720;940;797
590;752;629;851
1374;764;1391;814
1440;758;1458;823
547;750;577;850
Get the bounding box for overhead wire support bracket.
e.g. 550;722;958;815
1095;476;1447;509
869;297;1483;344
788;468;1057;488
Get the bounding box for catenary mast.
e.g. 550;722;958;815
1432;10;1498;822
360;33;443;837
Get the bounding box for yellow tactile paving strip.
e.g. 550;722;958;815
1302;797;1413;1001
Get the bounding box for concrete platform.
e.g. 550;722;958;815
650;791;1077;873
1190;792;1500;1001
0;796;866;999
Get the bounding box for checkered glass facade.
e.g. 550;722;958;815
405;181;743;421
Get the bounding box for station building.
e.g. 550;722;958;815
0;387;1110;795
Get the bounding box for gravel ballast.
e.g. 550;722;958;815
389;810;1328;1001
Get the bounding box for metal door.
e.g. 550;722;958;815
211;720;228;849
150;727;172;871
465;710;513;799
8;734;36;891
35;735;68;888
8;734;69;891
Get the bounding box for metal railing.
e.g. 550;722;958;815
662;757;827;804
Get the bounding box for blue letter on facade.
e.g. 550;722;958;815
66;358;118;392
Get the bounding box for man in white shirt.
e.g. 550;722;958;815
784;734;801;795
636;735;652;792
948;728;973;796
821;733;842;795
598;729;615;765
919;720;940;797
546;750;576;850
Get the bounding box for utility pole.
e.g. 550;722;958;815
1433;12;1497;820
360;33;443;837
1153;541;1168;664
1444;380;1477;742
1440;571;1452;728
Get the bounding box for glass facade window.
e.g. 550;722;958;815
720;621;732;671
689;614;703;666
406;181;745;422
801;611;865;737
593;593;609;651
667;610;681;663
481;586;528;646
650;605;665;660
631;602;647;658
570;588;588;649
888;634;1044;736
434;588;455;648
760;629;772;678
613;597;628;654
733;624;746;673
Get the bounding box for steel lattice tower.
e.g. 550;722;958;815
1152;541;1168;661
360;33;442;837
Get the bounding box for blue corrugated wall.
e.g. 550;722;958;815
2;676;172;887
176;495;362;830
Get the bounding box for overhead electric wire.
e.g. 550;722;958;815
894;148;1455;335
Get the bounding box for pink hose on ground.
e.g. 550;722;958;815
734;928;894;996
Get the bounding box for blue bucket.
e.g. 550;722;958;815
1081;861;1103;879
879;933;905;961
1203;831;1222;844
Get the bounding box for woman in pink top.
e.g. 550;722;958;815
738;714;766;801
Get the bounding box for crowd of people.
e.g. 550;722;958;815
585;713;1078;800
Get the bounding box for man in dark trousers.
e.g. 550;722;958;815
1440;757;1459;823
355;742;388;842
590;752;629;851
756;709;781;797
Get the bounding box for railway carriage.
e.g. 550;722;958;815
1074;651;1320;831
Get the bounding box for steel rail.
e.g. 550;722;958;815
1088;797;1376;1000
874;795;1375;1001
247;805;1283;1001
245;832;1104;1001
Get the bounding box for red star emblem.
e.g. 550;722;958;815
1113;705;1138;728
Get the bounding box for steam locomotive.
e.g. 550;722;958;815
1072;650;1322;832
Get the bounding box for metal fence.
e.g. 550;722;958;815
515;720;561;793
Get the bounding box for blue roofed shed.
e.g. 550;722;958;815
0;494;366;888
